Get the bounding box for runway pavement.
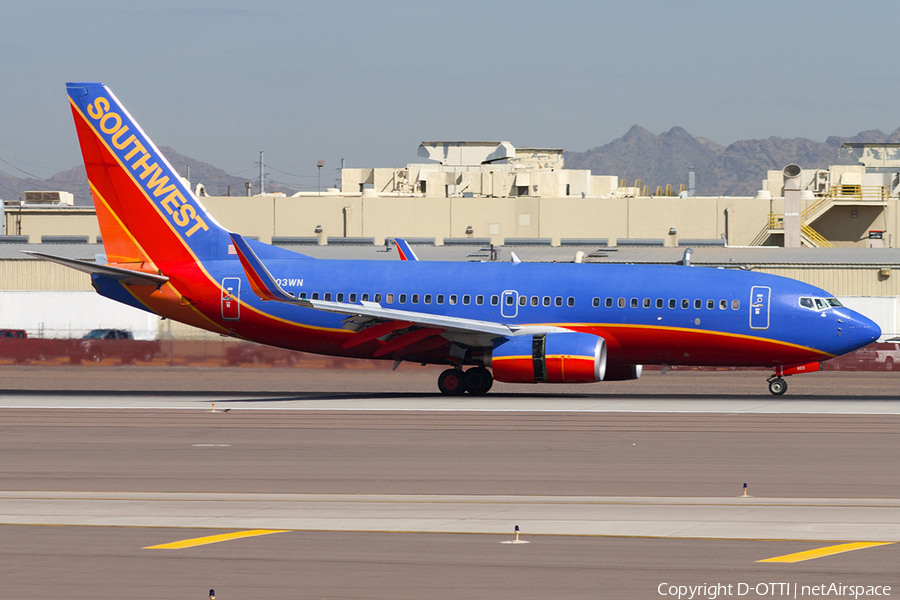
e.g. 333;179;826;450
2;368;899;598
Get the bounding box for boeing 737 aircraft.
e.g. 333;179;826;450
32;82;881;395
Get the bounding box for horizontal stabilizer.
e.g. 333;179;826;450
22;251;169;286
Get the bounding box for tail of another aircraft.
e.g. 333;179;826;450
67;82;226;267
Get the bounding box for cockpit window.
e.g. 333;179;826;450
800;296;841;310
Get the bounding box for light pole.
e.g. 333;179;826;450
317;160;325;196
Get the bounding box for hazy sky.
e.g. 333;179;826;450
1;0;898;189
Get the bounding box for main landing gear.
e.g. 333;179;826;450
438;366;493;396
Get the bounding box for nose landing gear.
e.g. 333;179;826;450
767;376;787;395
766;361;822;395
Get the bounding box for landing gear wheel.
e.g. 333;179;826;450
464;367;493;395
438;368;467;396
768;377;787;395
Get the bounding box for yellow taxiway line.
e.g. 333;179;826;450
758;542;895;563
144;529;289;550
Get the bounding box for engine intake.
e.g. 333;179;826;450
603;364;642;381
491;332;607;383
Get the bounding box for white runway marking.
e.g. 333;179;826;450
3;492;900;542
3;393;900;414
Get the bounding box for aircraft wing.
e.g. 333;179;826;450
23;251;170;286
230;233;513;338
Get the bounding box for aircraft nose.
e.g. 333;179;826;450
842;309;881;351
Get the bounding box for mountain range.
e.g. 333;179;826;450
0;146;295;206
564;125;900;196
3;127;899;205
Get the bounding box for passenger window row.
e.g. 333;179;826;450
295;292;581;309
297;292;494;306
594;297;741;310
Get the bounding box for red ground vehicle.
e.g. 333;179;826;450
0;329;60;363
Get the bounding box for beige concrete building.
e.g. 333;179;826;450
4;141;897;250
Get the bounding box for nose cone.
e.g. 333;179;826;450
840;309;881;353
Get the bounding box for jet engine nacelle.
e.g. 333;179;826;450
603;364;643;381
491;331;607;383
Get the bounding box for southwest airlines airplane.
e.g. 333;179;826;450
32;82;880;396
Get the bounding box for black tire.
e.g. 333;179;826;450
438;369;467;396
465;367;493;395
768;378;787;395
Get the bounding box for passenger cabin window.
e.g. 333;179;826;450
360;293;368;301
385;293;393;303
681;299;689;309
656;298;664;309
719;299;726;310
299;292;307;300
424;294;432;304
592;297;600;308
399;294;407;303
437;294;445;304
450;295;458;305
337;293;344;302
567;297;575;307
412;294;419;304
544;296;552;306
555;297;563;307
531;296;539;306
732;300;740;310
630;298;638;308
505;295;513;306
312;292;319;300
605;297;613;308
519;295;527;306
476;295;484;305
643;298;651;308
618;298;626;308
374;293;382;303
694;299;702;309
349;293;357;303
491;295;499;306
669;299;676;309
324;293;332;301
463;295;471;305
707;299;714;309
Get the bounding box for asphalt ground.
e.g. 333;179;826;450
0;363;899;396
3;525;899;600
2;367;899;599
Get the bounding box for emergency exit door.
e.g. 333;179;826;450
749;286;770;330
221;277;241;321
